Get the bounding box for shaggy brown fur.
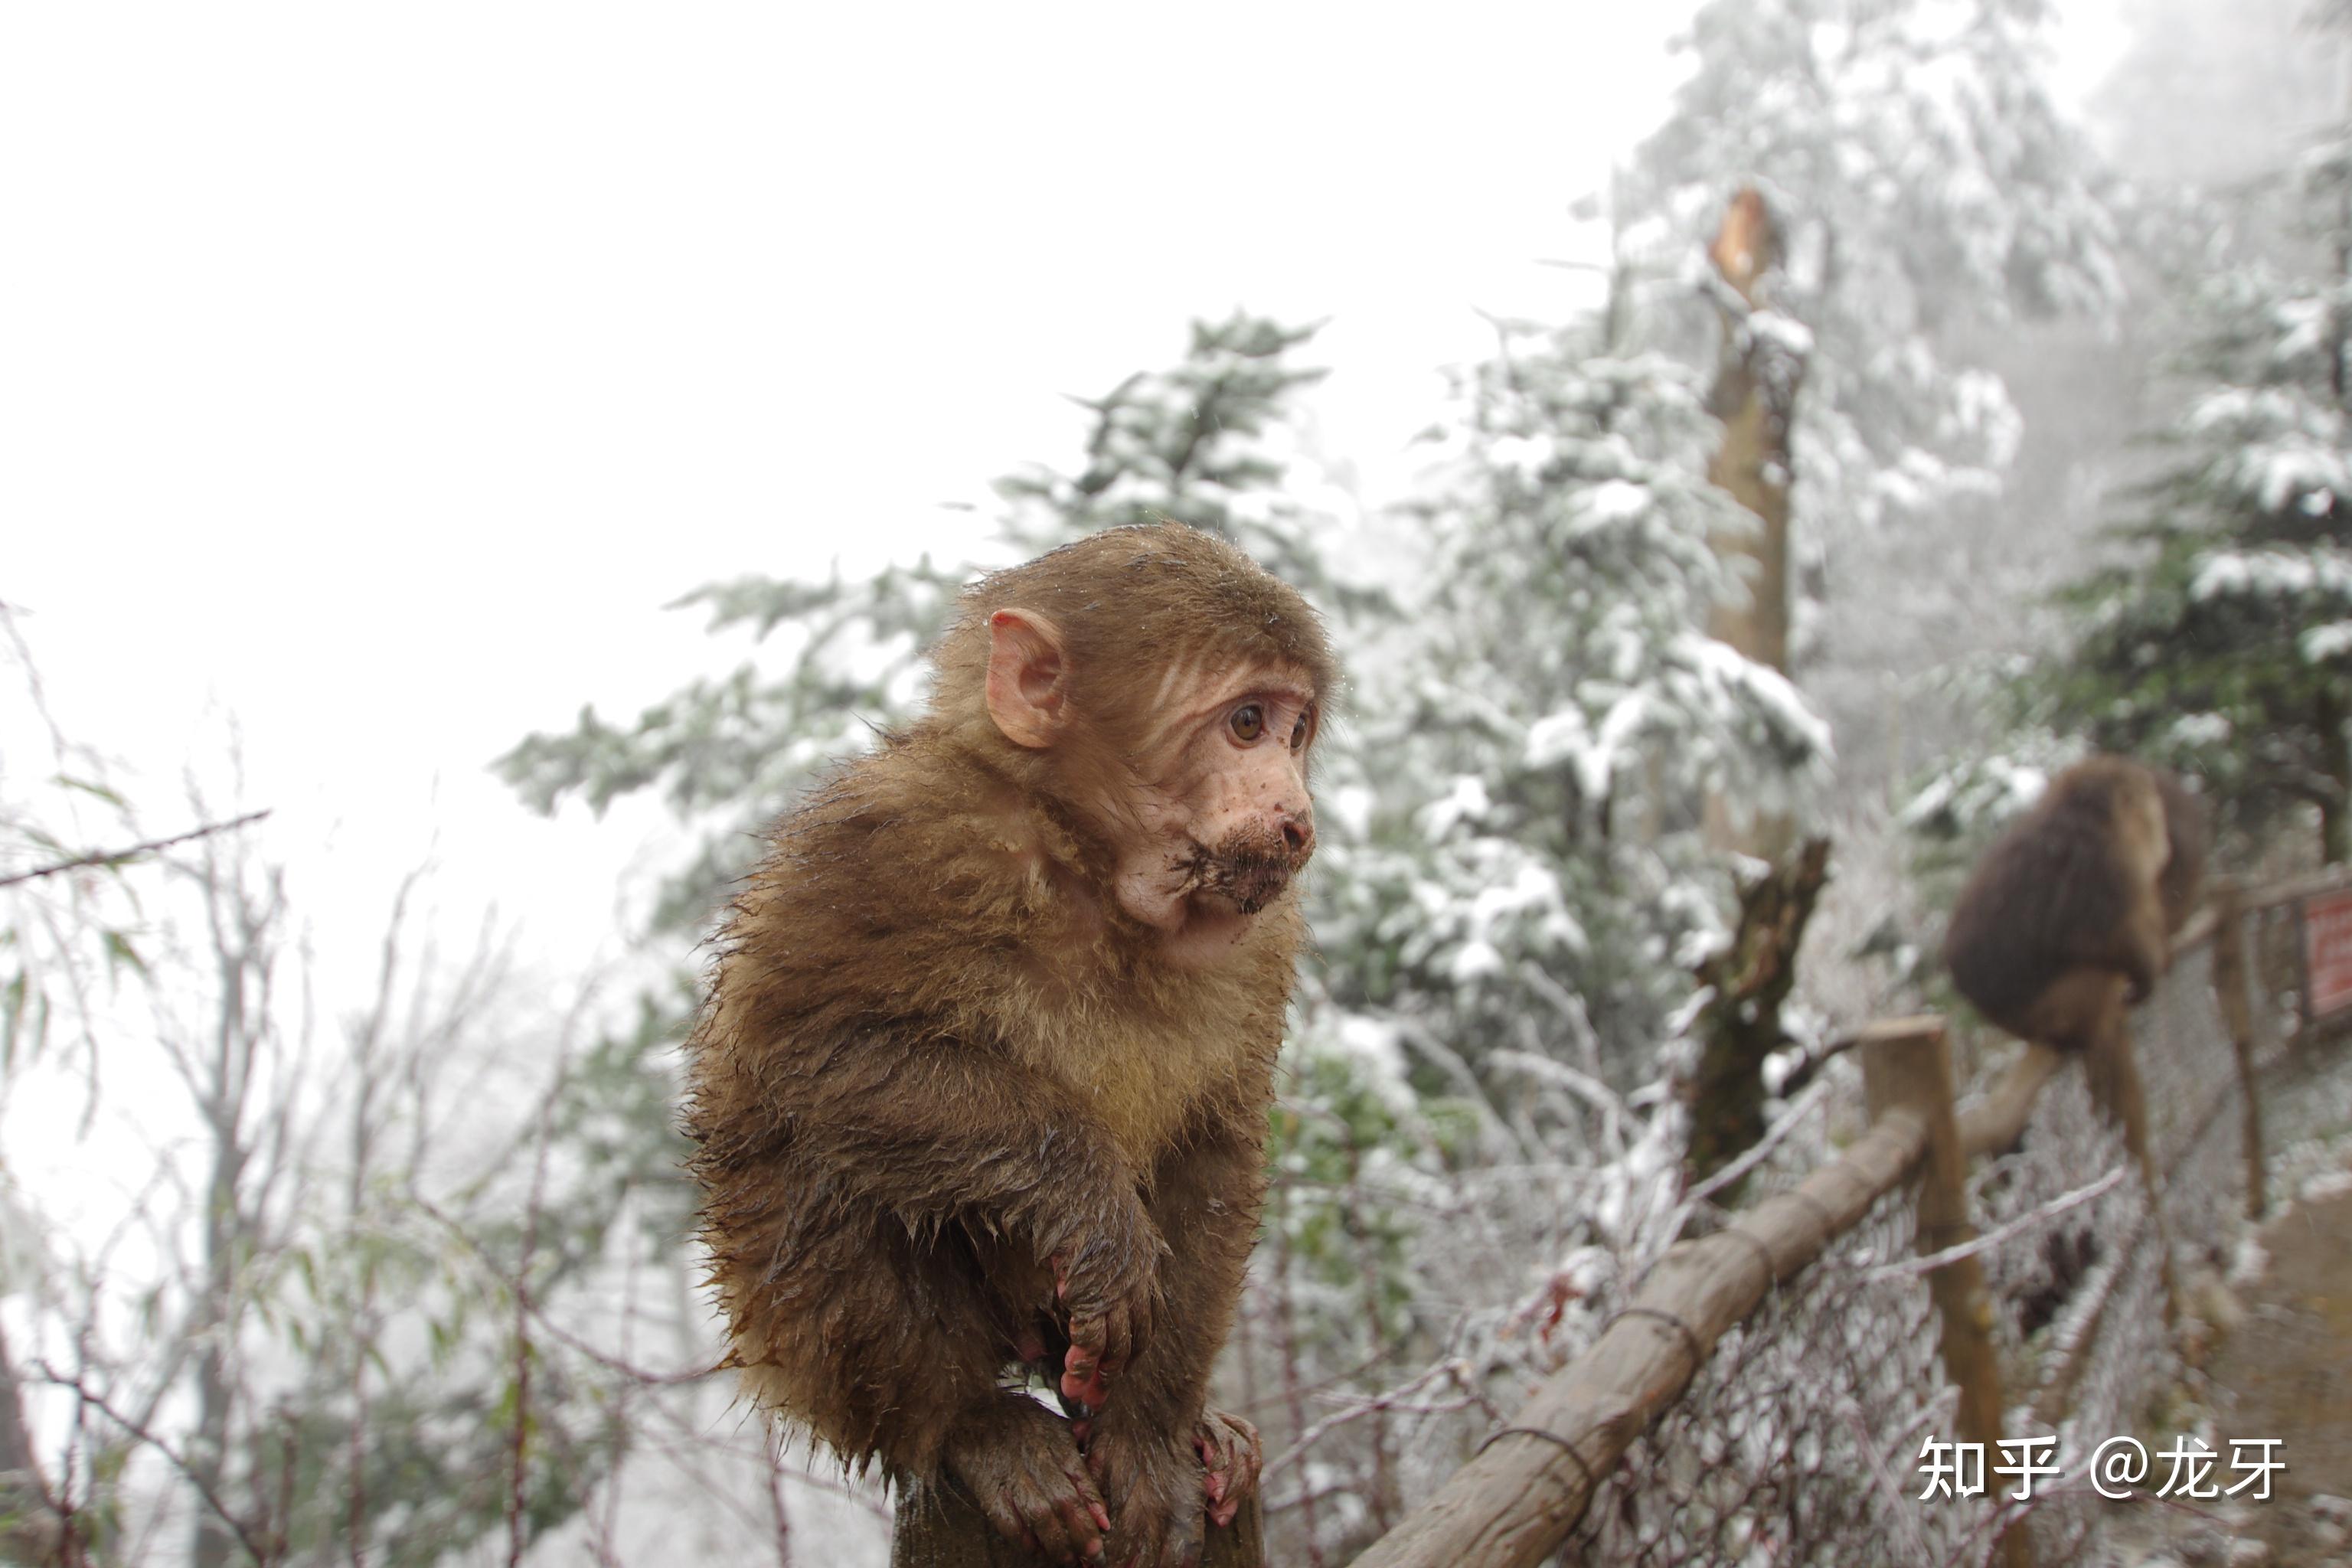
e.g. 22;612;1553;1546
1945;756;2207;1054
684;524;1333;1566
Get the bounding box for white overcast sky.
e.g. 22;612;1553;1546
0;2;2130;1008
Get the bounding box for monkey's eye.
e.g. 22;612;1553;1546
1229;704;1266;743
1289;706;1315;751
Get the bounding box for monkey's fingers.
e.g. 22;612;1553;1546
947;1397;1111;1566
1192;1409;1262;1530
1060;1333;1112;1406
1062;1300;1136;1404
978;1450;1110;1565
1062;1360;1108;1407
1099;1299;1135;1380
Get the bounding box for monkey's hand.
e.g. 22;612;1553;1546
1192;1407;1259;1531
942;1395;1112;1566
1049;1212;1166;1408
1084;1423;1207;1568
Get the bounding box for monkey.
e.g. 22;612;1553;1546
684;523;1334;1568
2151;766;2209;936
1944;756;2207;1057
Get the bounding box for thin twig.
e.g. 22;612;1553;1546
1263;1360;1479;1482
1863;1167;2129;1282
1682;1076;1834;1211
767;1442;797;1568
0;809;273;889
30;1363;273;1564
410;1194;724;1387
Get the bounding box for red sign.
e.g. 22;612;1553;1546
2304;890;2352;1018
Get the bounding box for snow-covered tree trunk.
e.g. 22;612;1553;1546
1700;187;1808;859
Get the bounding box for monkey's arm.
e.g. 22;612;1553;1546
1082;1109;1268;1566
2064;899;2168;1004
748;1027;1166;1374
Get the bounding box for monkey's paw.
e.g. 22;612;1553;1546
1085;1426;1207;1568
942;1396;1112;1566
1192;1407;1259;1531
1050;1227;1162;1408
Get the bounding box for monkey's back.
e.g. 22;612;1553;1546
1943;775;2148;1038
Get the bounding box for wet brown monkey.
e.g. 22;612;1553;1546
1944;755;2207;1067
685;524;1334;1566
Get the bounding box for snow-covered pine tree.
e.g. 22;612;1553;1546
2050;114;2352;864
1628;0;2120;541
1319;294;1831;1108
1622;0;2125;795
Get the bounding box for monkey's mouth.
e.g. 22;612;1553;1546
1181;832;1309;917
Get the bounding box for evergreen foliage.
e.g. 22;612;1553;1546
1320;306;1830;1089
1626;0;2122;582
2047;127;2352;861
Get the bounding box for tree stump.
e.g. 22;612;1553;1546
1682;836;1833;1196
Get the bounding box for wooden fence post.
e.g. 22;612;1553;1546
892;1478;1263;1568
2209;879;2269;1221
1860;1021;2030;1568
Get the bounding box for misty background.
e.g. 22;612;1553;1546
5;0;2349;1563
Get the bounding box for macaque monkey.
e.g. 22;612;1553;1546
685;524;1334;1567
1944;756;2207;1067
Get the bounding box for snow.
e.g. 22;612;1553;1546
2302;1168;2352;1201
2190;547;2352;603
2165;712;2234;747
1327;783;1375;841
1523;706;1604;795
1899;754;2050;835
1486;432;1557;480
1583;478;1652;521
1415;774;1493;838
1449;939;1507;983
1746;309;1815;358
1327;1013;1418;1117
2301;621;2352;662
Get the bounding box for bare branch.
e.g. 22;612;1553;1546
30;1362;275;1564
0;809;273;890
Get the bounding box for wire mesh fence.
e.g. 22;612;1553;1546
1563;1185;2006;1566
1971;1070;2166;1562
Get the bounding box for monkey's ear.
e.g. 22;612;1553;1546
985;609;1070;749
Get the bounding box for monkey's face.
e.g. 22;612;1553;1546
976;600;1326;967
1110;662;1319;962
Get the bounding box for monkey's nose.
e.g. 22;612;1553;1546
1281;816;1313;858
